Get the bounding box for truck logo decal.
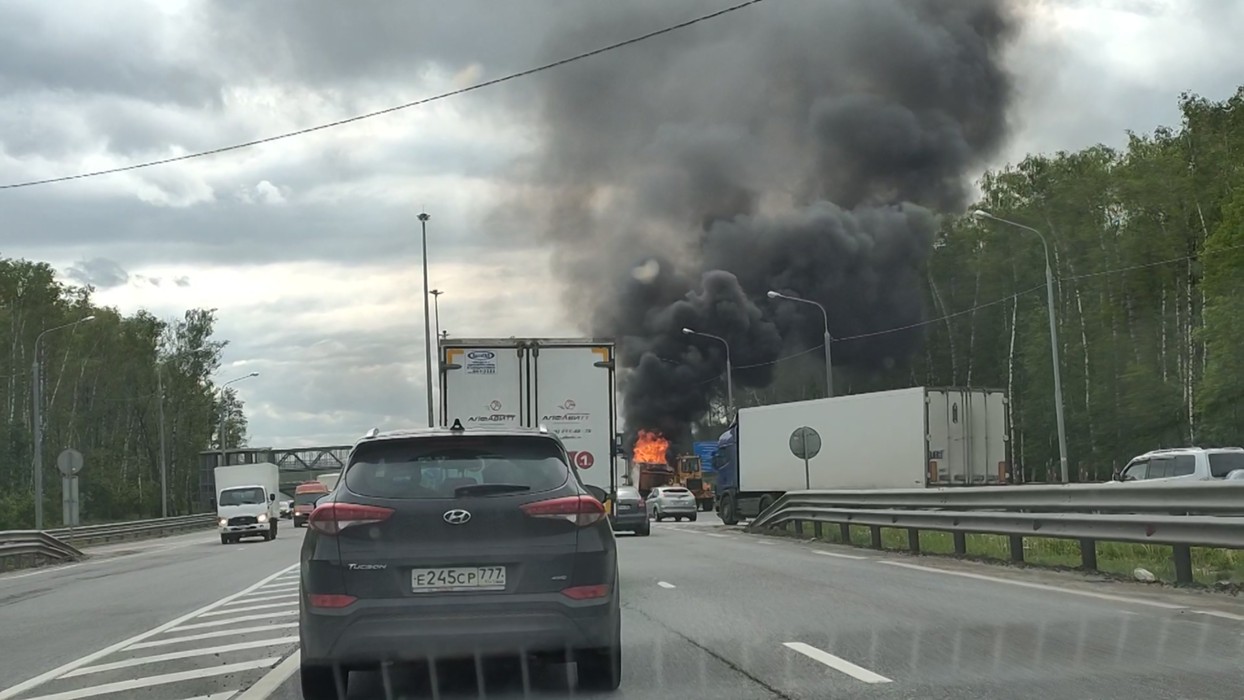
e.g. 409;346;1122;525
489;400;503;412
559;399;576;411
467;351;496;360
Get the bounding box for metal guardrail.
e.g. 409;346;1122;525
0;514;217;573
747;483;1244;584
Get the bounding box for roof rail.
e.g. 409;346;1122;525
363;427;379;439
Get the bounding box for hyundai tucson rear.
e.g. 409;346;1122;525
298;426;621;698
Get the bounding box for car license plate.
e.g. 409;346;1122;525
411;566;506;593
618;503;633;511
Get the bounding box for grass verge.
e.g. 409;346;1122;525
770;521;1244;588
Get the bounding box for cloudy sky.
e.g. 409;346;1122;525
1;0;1241;447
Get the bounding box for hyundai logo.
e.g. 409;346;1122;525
443;509;472;525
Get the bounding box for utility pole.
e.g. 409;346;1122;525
157;366;169;517
418;212;434;428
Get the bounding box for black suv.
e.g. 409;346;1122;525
298;423;621;698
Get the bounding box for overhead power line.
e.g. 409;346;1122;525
0;0;767;191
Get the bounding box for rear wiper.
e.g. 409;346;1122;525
454;483;532;496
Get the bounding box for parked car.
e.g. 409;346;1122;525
609;485;650;536
648;485;698;522
298;424;621;698
1113;447;1244;483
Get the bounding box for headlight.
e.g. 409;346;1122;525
257;513;268;523
218;518;228;527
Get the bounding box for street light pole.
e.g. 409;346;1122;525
767;291;834;398
418;212;434;428
32;315;96;529
973;209;1070;483
682;328;733;415
218;372;259;469
429;289;444;426
156;366;169;518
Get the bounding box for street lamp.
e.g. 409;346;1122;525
32;314;96;529
429;289;444;426
767;290;834;398
682;327;733;414
972;209;1069;483
418;212;434;428
218;371;259;468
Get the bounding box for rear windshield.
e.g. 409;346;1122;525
219;487;265;506
294;493;323;505
1208;452;1244;478
345;435;570;499
663;488;691;496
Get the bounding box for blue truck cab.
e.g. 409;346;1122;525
713;423;744;524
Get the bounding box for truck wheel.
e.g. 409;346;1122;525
758;494;775;514
220;534;229;545
271;522;278;539
720;493;740;526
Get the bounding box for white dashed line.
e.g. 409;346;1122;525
1190;609;1244;622
813;550;868;560
783;642;893;684
657;581;676;589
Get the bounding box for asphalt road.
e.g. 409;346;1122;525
2;518;1243;699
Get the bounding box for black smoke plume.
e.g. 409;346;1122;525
507;0;1019;439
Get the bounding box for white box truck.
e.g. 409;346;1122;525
214;462;282;544
714;387;1008;524
440;337;618;496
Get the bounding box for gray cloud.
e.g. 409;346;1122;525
65;257;130;288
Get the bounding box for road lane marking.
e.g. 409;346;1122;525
223;593;298;605
701;533;730;538
1191;609;1244;622
199;601;297;616
235;649;301;700
127;622;299;650
814;550;868;560
0;564;298;700
20;657;280;700
658;581;676;589
63;637;299;678
171;610;297;631
878;561;1186;610
174;693;236;700
784;642;892;683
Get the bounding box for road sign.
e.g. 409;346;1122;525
788;427;822;460
57;448;84;477
693;441;719;473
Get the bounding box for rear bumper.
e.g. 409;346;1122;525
300;592;617;664
609;511;648;530
656;503;697;515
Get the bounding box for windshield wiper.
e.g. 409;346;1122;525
454;483;531;496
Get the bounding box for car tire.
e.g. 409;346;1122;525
637;523;651;536
300;663;344;700
689;511;698;522
576;629;621;690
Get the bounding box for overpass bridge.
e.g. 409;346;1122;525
198;445;351;506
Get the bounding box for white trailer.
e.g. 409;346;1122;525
214;462;282;544
715;387;1008;524
440;338;618;495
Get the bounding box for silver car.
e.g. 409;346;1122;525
648;485;698;522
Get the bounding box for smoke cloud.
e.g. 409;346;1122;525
507;0;1019;439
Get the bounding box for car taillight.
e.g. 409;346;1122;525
307;503;394;535
561;584;610;600
309;594;357;608
637;498;645;508
520;495;606;526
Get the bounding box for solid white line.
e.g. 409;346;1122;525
1191;609;1244;622
234;650;302;700
19;657;279;700
223;593;298;606
783;642;893;684
0;564;297;700
701;533;730;539
878;561;1187;610
0;563;84;582
128;622;299;650
657;581;676;589
63;637;299;678
172;693;236;700
199;601;297;617
814;550;868;560
169;610;297;631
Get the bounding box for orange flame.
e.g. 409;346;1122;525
632;430;670;464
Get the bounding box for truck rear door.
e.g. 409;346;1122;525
442;343;526;429
531;342;616;494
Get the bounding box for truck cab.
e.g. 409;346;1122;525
217;484;278;543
